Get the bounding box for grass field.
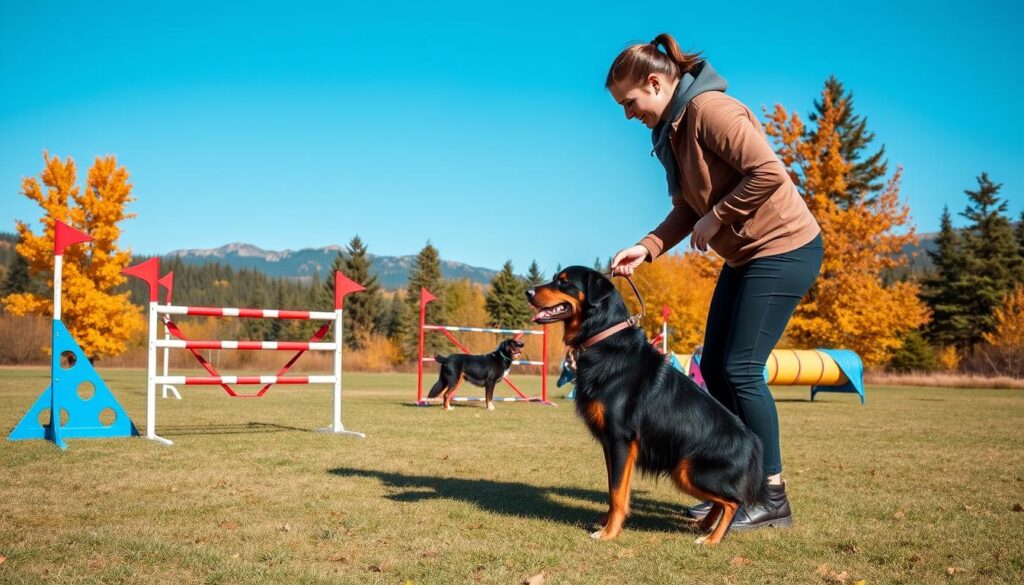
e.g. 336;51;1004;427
2;367;1023;584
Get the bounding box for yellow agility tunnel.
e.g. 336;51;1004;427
672;348;865;403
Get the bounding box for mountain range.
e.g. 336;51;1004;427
166;243;500;289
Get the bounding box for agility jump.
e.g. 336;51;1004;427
415;287;553;406
125;258;367;444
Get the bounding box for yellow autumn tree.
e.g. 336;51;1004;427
983;285;1024;348
764;89;929;366
3;152;144;359
615;251;722;353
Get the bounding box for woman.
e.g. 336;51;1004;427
607;34;823;530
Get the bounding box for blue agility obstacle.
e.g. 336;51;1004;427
7;220;138;450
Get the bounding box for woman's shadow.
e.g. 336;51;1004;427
328;466;696;534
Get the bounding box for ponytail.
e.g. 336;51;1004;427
605;33;703;88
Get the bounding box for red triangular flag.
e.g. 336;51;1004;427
421;287;436;305
123;258;161;302
53;220;92;255
333;271;366;310
158;272;175;304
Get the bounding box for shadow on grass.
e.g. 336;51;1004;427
159;422;311;436
328;466;697;535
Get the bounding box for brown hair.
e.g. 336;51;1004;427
605;33;703;88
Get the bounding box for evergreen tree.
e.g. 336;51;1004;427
1;251;34;299
334;236;384;350
403;242;447;359
267;285;286;341
524;260;545;288
1016;211;1024;265
383;290;411;341
807;76;888;207
485;261;532;329
956;172;1022;348
239;268;271;341
888;329;938;372
923;207;972;349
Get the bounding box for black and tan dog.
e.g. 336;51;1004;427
526;266;767;544
428;338;525;411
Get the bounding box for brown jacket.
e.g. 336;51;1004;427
638;91;820;267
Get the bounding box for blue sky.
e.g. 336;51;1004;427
2;0;1021;276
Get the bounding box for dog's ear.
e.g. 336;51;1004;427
582;270;617;310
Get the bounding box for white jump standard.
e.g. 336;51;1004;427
124;258;367;444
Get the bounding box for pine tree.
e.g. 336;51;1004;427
807;76;888;207
888;329;938;372
956;173;1022;349
383;290;411;341
331;236;384;350
524;260;545;288
485;261;531;329
403;242;447;359
1;250;34;299
1016;211;1024;262
923;207;972;349
267;285;286;341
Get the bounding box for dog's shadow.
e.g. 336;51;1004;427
328;466;696;534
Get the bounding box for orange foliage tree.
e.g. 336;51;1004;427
615;251;722;353
983;285;1024;349
764;89;929;366
2;153;144;359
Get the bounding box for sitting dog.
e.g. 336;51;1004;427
526;266;767;544
428;338;525;411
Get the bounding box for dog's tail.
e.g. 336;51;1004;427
434;355;448;365
742;435;771;508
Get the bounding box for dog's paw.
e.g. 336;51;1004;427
693;535;720;546
444;405;454;411
589;527;620;541
486;404;495;411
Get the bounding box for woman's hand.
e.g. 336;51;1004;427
690;212;722;252
610;244;649;276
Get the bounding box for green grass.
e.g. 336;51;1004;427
1;367;1023;584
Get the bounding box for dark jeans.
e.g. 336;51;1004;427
701;233;823;475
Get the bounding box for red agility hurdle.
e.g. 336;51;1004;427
125;258;366;445
415;287;553;406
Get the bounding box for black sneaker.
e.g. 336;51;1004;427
729;482;793;531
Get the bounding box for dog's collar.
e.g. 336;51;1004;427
497;349;515;362
573;319;637;354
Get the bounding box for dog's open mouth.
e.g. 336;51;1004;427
531;302;572;323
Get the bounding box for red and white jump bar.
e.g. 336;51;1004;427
157;305;337;320
154;340;337;351
154;375;337;385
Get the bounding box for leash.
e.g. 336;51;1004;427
612;272;646;327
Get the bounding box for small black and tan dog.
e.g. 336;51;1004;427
526;266;767;544
428;338;525;411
